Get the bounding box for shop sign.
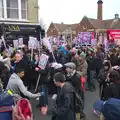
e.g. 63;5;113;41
8;25;20;32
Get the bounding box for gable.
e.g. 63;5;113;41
75;16;95;34
47;22;59;37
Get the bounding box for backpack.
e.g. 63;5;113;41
74;91;84;113
13;98;33;120
0;91;14;120
102;98;120;120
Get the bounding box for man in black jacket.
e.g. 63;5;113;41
14;50;33;88
41;72;76;120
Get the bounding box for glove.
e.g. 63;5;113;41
52;94;57;100
36;92;45;97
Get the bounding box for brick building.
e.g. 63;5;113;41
47;0;120;42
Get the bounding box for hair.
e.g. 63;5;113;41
15;67;24;74
109;70;120;83
53;72;66;83
16;50;23;57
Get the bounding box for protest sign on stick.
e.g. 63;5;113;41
13;40;19;48
35;54;49;92
1;36;7;50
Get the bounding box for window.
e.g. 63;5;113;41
21;0;27;19
6;0;19;18
0;0;4;18
0;0;27;20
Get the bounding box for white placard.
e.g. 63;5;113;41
18;38;23;46
13;40;19;48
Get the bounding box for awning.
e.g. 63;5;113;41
0;22;41;35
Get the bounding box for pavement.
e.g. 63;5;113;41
31;83;99;120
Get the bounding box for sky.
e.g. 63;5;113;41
38;0;120;29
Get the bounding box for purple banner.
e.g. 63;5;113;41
77;32;92;45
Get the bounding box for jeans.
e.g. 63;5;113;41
39;85;48;106
87;70;96;90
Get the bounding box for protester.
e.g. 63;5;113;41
41;72;76;120
65;62;86;120
7;67;40;98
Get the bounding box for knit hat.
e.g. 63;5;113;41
79;52;86;59
88;47;94;52
64;62;76;69
51;62;63;69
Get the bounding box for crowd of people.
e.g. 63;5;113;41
0;43;120;120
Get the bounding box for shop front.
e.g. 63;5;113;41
0;23;44;44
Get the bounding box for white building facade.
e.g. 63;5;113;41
0;0;27;21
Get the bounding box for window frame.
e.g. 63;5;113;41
0;0;27;21
0;0;4;18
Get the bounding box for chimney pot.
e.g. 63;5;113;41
115;13;119;19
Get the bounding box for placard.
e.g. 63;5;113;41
13;40;19;48
18;38;23;46
38;54;49;70
77;32;92;45
28;36;37;49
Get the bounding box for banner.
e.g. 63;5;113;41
107;30;120;44
77;32;92;45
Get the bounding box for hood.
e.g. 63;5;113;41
60;46;66;55
10;73;21;81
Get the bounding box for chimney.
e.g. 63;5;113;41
97;0;103;20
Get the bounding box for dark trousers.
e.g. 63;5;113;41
87;70;96;90
39;85;48;106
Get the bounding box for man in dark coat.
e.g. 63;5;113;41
41;72;76;120
14;50;32;88
64;62;85;120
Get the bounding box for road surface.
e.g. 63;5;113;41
31;87;99;120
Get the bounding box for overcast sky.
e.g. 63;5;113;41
38;0;120;28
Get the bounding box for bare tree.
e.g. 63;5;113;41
39;18;47;31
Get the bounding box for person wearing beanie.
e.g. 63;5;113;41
86;47;96;92
64;62;86;120
98;61;111;100
77;52;88;77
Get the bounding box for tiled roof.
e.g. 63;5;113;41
52;17;120;31
88;18;105;29
53;23;79;32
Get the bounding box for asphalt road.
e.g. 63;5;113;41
31;84;99;120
